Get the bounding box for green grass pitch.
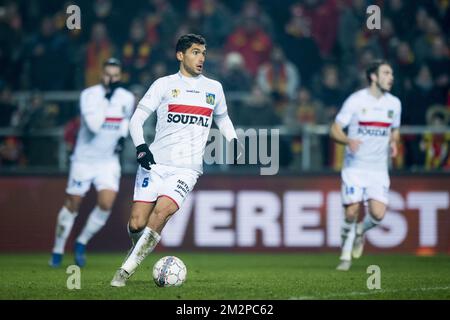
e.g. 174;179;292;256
0;253;449;300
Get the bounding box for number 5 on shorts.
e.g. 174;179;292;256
142;177;149;188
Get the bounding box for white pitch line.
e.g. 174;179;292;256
289;286;450;300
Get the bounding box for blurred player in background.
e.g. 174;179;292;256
110;34;242;287
330;60;401;271
49;58;135;268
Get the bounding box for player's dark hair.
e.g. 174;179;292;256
366;59;391;84
103;57;122;70
175;34;206;54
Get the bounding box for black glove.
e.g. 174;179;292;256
136;143;155;170
114;137;126;154
231;138;244;164
105;81;122;100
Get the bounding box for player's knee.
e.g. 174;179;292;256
129;216;146;231
64;197;81;212
152;207;174;221
370;210;385;221
344;207;359;221
98;201;113;211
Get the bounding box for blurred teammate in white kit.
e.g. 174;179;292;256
330;60;402;271
50;58;135;268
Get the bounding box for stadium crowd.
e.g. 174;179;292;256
0;0;449;170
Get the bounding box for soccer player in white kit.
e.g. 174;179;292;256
110;34;241;287
49;58;135;268
330;60;401;271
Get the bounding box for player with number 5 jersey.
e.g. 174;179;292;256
111;34;242;287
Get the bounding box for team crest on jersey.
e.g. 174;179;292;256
205;92;215;105
172;89;180;98
388;110;394;118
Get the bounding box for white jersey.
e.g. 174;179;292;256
335;88;401;172
138;72;229;173
71;84;135;163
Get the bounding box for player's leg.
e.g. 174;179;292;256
352;199;387;259
74;189;117;267
337;169;364;271
352;172;389;259
111;197;176;287
50;194;83;267
111;165;161;287
128;201;155;245
110;202;155;287
121;201;156;266
336;202;360;271
126;165;161;245
74;161;121;266
122;197;177;272
361;199;386;232
111;167;197;287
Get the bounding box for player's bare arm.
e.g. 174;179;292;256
330;122;362;153
390;128;400;158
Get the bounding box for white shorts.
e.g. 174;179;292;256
66;160;121;196
341;168;390;205
133;164;200;209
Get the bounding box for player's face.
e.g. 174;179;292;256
102;65;122;86
375;64;394;92
179;44;206;76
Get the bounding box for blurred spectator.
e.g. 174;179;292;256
84;0;126;44
199;0;233;49
143;0;179;49
384;0;416;40
392;42;416;99
257;46;300;101
238;85;281;126
426;37;450;104
299;0;339;58
404;65;440;125
0;86;17;127
225;17;272;76
420;105;450;170
84;23;114;87
149;61;168;83
25;16;71;90
238;0;275;37
285;88;323;127
313;64;344;123
280;6;321;87
337;0;366;64
121;18;152;85
0;2;25;89
414;15;442;63
20;92;59;132
366;17;399;60
19;92;59;166
220;52;252;93
285;87;324;169
0;136;24;167
202;47;224;79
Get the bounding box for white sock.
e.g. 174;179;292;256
360;214;381;234
340;219;356;261
76;206;111;245
52;206;78;254
127;223;144;246
121;227;161;274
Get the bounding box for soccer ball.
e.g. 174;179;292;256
152;256;187;287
